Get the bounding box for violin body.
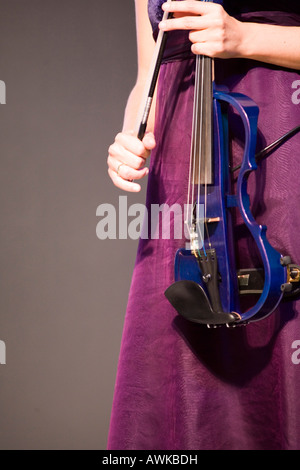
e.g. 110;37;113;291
137;0;300;328
165;88;291;326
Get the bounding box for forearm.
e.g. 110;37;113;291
121;0;157;134
122;81;156;135
239;23;300;70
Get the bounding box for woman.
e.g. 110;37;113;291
107;0;300;450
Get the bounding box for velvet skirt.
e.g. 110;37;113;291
107;8;300;450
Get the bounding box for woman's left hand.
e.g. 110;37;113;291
159;1;245;59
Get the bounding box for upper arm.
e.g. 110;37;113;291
134;0;156;82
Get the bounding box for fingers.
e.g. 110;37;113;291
162;1;217;16
159;1;239;59
162;0;218;21
110;132;155;168
108;167;143;193
109;140;146;171
108;155;149;181
159;1;223;32
142;132;156;152
107;131;156;192
116;131;155;160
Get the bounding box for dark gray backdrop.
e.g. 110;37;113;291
0;0;144;449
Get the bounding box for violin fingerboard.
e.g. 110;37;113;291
191;55;213;186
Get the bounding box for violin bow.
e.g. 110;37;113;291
231;125;300;173
134;0;173;140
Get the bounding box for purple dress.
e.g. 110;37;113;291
108;1;300;450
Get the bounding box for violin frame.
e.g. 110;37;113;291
165;89;299;327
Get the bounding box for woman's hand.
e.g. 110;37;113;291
159;1;300;69
107;131;156;192
159;1;245;59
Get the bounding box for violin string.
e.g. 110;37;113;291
189;54;200;238
187;48;207;256
196;0;205;253
195;0;212;255
187;0;212;256
195;55;206;256
191;56;199;232
194;55;200;228
202;0;213;253
197;54;205;255
186;58;197;241
204;56;213;252
186;59;196;237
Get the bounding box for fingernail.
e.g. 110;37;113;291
159;21;166;29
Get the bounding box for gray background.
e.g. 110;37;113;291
0;0;145;449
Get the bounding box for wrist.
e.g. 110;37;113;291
236;21;256;59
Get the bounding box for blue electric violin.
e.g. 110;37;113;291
137;0;300;327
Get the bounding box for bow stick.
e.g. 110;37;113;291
134;0;173;140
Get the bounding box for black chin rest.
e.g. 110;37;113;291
165;280;240;326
